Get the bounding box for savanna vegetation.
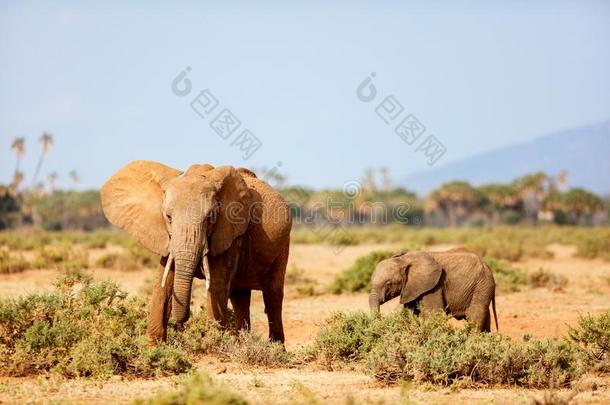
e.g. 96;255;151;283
3;268;608;394
0;270;290;379
309;309;610;389
292;225;610;261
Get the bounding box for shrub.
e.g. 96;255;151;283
568;311;610;372
575;232;610;260
285;264;313;285
0;248;30;274
0;271;190;378
94;252;140;271
310;310;585;388
531;390;579;405
0;230;52;250
528;268;568;290
126;241;158;268
328;250;395;294
220;331;290;366
173;311;289;367
312;312;388;365
171;310;230;355
31;243;89;271
133;372;248;405
0;268;292;379
285;265;320;297
466;236;524;261
484;256;527;293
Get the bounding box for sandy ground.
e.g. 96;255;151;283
1;242;610;404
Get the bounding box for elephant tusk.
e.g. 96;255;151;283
203;253;210;290
161;253;173;288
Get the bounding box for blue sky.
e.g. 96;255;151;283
1;1;609;190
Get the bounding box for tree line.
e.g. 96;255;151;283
2;137;607;230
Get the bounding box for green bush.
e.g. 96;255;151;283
568;311;610;372
484;256;527;293
173;311;290;367
312;312;389;364
221;331;290;366
170;309;231;356
133;372;248;405
0;270;292;379
310;310;585;388
328;250;395;294
0;271;190;378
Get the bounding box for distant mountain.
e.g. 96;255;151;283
402;120;610;196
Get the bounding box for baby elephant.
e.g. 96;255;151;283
369;249;498;332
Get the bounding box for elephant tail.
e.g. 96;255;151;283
491;295;499;331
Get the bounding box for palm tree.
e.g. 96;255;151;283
546;188;604;225
478;183;520;224
9;170;24;192
10;137;25;174
68;170;79;184
32;132;54;186
427;181;481;226
549;170;569;193
379;167;391;192
33;182;45;196
361;168;376;193
47;171;58;191
512;172;548;223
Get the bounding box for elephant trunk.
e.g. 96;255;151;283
369;289;381;313
170;222;206;324
172;256;197;323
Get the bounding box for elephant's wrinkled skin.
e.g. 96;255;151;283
101;162;291;345
369;249;498;332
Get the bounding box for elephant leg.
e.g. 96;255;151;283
263;286;284;343
146;257;174;346
403;299;421;316
206;242;240;328
207;284;230;328
230;289;251;331
466;304;491;332
263;248;288;343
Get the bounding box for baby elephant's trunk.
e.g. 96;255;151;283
369;290;381;313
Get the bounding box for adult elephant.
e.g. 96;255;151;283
101;161;291;345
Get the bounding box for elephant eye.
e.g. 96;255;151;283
166;214;172;223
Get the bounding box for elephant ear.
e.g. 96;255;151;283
101;160;181;256
399;253;442;304
206;166;251;256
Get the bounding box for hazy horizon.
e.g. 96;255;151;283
2;1;609;190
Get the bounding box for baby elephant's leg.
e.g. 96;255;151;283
403;299;421;316
466;304;491;332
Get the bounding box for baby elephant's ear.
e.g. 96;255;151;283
399;253;442;304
